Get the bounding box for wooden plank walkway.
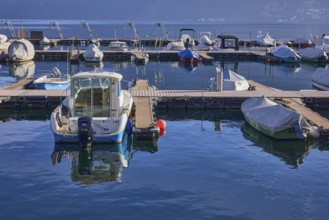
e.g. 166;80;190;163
0;79;34;103
132;80;156;129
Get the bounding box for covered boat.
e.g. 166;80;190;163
31;67;70;90
316;35;329;53
299;47;328;63
194;32;214;51
209;67;249;91
165;29;195;51
0;34;8;44
241;96;319;140
256;32;275;46
108;41;128;51
273;45;301;63
83;43;104;62
311;67;329;90
178;48;200;63
8;39;35;62
50;71;133;146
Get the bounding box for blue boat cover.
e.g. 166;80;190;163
178;49;199;59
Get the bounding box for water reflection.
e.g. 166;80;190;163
178;61;198;73
51;134;159;185
241;122;317;168
9;60;35;80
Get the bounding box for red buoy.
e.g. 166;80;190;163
156;119;166;130
159;128;166;136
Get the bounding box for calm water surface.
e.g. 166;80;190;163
1;21;329;219
1;109;329;220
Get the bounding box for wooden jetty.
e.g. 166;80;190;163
1;79;329;137
29;49;266;63
131;80;160;139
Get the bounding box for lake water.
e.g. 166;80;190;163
1;21;329;220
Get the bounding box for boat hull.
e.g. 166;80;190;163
244;116;303;140
33;82;70;90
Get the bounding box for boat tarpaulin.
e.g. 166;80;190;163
312;67;329;85
178;49;199;59
222;69;249;91
299;48;327;59
241;96;308;133
273;45;299;59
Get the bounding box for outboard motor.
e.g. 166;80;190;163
78;116;93;148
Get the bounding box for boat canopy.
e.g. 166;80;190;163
178;48;199;59
83;44;103;58
8;39;35;60
0;34;8;44
273;45;300;58
299;47;327;59
222;69;249;91
312;67;329;86
241;96;306;133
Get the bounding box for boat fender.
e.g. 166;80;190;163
56;112;62;127
293;121;305;139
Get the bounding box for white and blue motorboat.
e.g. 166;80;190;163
50;71;133;147
32;67;70;90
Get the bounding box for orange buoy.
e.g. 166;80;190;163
156;119;166;130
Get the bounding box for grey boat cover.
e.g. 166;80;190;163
222;69;249;91
299;47;327;59
241;96;308;133
312;67;329;85
273;45;299;58
83;44;104;59
209;68;249;91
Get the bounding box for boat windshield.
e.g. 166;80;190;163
323;37;329;45
72;77;112;117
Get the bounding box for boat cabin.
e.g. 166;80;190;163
216;35;239;51
70;72;123;118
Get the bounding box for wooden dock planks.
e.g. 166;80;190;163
133;80;155;129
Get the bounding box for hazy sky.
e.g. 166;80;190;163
1;0;328;23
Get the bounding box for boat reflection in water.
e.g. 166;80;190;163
241;122;318;168
9;60;35;80
51;133;159;184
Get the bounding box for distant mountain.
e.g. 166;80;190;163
0;0;328;24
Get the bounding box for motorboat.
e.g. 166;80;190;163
315;35;329;53
39;36;51;45
273;45;301;63
299;47;328;63
83;43;104;62
293;36;312;48
0;34;8;44
194;32;214;51
208;67;250;91
108;41;128;51
8;39;35;62
31;67;70;90
50;71;133;146
241;96;319;140
178;48;200;63
311;67;329;90
165;28;195;51
255;31;275;46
